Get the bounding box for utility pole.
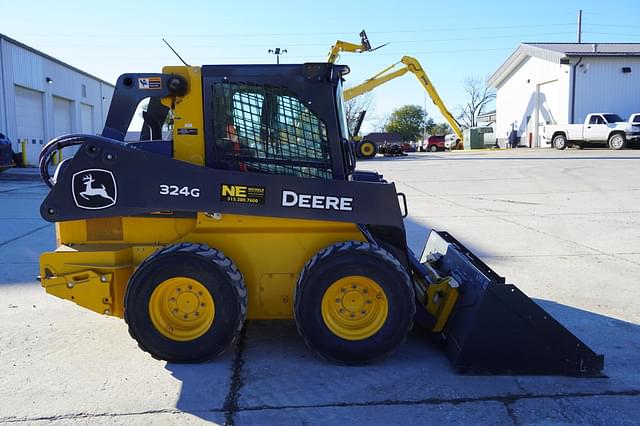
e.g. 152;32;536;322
577;9;582;43
268;48;287;64
423;92;427;142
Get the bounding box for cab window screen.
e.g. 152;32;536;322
211;81;332;179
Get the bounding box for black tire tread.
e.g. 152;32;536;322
293;240;415;364
124;242;247;362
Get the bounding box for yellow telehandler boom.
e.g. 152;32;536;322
343;56;463;144
327;30;388;64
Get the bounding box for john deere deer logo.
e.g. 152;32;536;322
72;169;117;210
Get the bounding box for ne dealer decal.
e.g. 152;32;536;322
220;184;266;205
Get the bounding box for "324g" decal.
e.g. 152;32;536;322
159;185;201;197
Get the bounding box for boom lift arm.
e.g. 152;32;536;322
327;30;388;63
343;56;463;143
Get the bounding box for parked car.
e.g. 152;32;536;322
543;113;640;150
424;135;445;152
444;134;461;150
629;113;640;124
0;133;15;173
401;142;417;152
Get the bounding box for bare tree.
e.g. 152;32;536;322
457;77;495;128
371;114;389;133
344;92;374;135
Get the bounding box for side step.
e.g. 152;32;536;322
414;230;604;377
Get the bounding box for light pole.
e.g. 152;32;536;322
268;48;287;64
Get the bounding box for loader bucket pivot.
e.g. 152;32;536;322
419;231;604;376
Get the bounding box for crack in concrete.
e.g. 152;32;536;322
0;224;50;248
471;196;541;206
0;407;223;423
223;323;248;426
504;400;520;426
235;389;640;413
2;389;638;423
0;183;44;194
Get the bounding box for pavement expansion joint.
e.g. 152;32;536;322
235;389;640;413
0;183;45;194
0;224;51;248
504;401;520;426
223;322;249;426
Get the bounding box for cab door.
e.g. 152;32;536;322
584;115;609;141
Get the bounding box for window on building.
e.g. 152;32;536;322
81;84;87;98
211;81;332;178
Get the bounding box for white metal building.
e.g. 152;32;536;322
0;34;114;166
488;43;640;148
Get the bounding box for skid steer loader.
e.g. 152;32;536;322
38;63;603;375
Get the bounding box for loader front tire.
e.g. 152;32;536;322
294;241;415;364
124;243;247;363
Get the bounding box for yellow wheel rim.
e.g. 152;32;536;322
321;276;388;341
149;277;215;342
361;142;375;156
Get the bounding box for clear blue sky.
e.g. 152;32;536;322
2;0;639;132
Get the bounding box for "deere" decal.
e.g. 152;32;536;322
281;190;353;211
220;184;266;204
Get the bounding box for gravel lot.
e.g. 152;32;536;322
1;148;639;425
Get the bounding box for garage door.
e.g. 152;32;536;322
53;96;74;159
15;85;44;166
81;103;94;134
53;96;72;136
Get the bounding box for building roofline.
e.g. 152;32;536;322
488;42;640;88
0;33;115;88
487;43;564;88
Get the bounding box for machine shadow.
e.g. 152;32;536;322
164;218;639;422
166;303;638;423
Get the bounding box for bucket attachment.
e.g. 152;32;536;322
414;230;604;377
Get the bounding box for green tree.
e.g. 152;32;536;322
385;105;434;142
430;122;452;136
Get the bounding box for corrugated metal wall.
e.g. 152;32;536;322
0;37;114;165
573;57;640;123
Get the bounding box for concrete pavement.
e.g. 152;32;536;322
1;149;639;425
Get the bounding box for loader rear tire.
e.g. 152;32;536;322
124;243;247;363
293;241;415;364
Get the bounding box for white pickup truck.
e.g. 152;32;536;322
543;113;640;150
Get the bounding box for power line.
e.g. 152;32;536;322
7;23;575;39
587;23;640;29
27;31;577;49
39;47;517;62
584;31;640;37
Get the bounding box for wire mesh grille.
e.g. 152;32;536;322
211;81;333;178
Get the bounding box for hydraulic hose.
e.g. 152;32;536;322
39;134;123;188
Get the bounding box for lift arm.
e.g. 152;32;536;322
343;56;463;142
328;30;385;63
